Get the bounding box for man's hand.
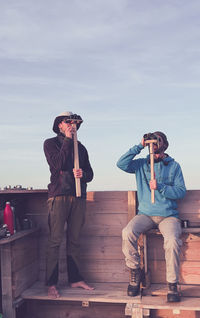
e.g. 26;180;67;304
141;137;146;147
73;168;83;179
149;179;157;190
64;124;76;139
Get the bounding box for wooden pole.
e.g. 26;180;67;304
145;139;157;204
72;123;81;197
149;142;155;204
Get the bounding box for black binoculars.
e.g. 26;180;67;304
143;133;159;142
64;114;83;123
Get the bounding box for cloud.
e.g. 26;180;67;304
167;82;200;88
1;0;199;62
0;0;200;189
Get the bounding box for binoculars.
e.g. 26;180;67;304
64;114;83;124
143;133;159;142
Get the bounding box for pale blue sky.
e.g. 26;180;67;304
0;0;200;191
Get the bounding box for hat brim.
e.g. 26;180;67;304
53;116;81;133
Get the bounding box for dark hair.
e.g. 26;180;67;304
153;131;169;152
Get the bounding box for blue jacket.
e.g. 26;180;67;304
117;143;186;218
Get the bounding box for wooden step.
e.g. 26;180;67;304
143;283;200;297
21;281;141;304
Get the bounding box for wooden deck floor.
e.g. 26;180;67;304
22;282;141;304
22;281;200;311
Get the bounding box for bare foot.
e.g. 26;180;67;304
48;285;60;298
70;281;94;290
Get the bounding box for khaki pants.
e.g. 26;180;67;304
46;195;86;286
122;214;182;283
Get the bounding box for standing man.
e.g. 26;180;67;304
44;111;94;298
117;131;186;302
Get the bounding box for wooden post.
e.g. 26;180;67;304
1;243;16;318
125;304;150;318
143;234;147;275
128;191;137;222
72;123;81;197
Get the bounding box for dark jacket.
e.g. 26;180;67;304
44;133;93;198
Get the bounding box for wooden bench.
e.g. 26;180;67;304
0;190;200;318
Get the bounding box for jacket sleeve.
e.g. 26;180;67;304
116;144;144;173
81;148;94;183
43;137;73;171
157;163;186;199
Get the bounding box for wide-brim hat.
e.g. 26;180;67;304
53;111;82;134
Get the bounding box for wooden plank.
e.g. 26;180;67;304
180;212;200;219
148;228;200;236
86;191;128;214
141;295;200;311
81;236;124;259
126;306;144;318
38;236;124;261
1;244;16;318
82;212;127;236
38;258;129;284
12;260;39;299
80;260;128;283
178;190;200;217
151;309;200;318
26;215;48;237
22;281;141;304
0;227;39;245
0;189;47;194
128;191;137;222
26;193;48;214
26;300;126;318
29;212;127;237
148;260;200;284
147;235;200;261
144;283;200;297
11;235;38;272
183;232;200;242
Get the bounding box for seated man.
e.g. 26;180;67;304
117;131;186;302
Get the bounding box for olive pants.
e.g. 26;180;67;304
46;195;86;286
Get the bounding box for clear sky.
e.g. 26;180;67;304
0;0;200;192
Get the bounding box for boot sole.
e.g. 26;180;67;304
167;294;181;302
127;285;140;297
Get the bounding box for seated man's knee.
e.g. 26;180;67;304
122;225;131;240
122;224;138;243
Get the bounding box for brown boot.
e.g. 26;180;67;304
167;283;180;302
127;268;141;297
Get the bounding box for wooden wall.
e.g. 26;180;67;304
25;190;200;286
178;190;200;226
1;189;200;318
26;191;136;286
147;233;200;284
147;190;200;285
